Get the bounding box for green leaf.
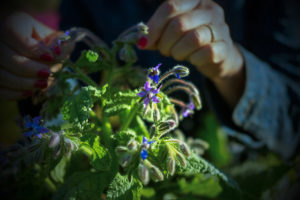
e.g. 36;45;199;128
53;171;111;200
177;153;239;191
107;173;142;200
61;86;107;130
50;157;68;183
73;50;105;73
103;89;139;117
178;174;222;198
81;134;111;171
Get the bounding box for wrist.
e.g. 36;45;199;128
211;45;245;108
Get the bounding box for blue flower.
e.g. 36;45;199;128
23;116;49;138
137;81;161;109
182;102;195;118
148;63;161;84
140;136;155;160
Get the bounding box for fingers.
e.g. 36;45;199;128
0;88;32;101
0;42;51;79
0;12;55;60
170;25;213;60
146;0;201;49
157;9;213;56
0;68;48;91
188;40;228;78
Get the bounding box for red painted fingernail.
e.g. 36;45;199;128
37;69;50;79
23;90;33;97
137;36;148;49
40;53;53;62
34;80;48;89
53;45;61;56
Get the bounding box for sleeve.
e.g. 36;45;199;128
204;45;300;160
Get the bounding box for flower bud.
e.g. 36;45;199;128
115;146;128;154
167;156;176;176
127;140;138;151
137;22;149;35
49;133;61;148
179;142;191;157
190;93;202;110
156;119;176;137
176;152;187;167
172;65;189;78
149;165;164;182
119;153;132;168
53;144;61;158
138;163;150;185
64;138;74;151
86;50;99;63
153;104;161;123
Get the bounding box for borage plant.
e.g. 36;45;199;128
1;23;239;200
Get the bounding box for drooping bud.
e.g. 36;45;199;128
127;140;138;151
138;163;150;185
49;133;61;148
190;93;202;110
156;119;176;137
176;152;187;167
119;153;132;168
53;144;61;158
172;65;190;78
179;142;191;157
115;146;128;154
149;165;164;182
137;22;149;35
167;156;176;176
64;138;74;151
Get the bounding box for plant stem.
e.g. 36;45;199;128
120;102;139;131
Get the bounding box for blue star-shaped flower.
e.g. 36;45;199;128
148;63;161;84
137;81;161;109
23;116;49;138
140;137;155;160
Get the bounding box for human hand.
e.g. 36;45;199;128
143;0;245;107
0;12;72;100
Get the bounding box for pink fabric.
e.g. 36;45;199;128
29;11;60;30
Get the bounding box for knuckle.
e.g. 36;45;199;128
189;29;204;46
169;17;186;34
163;1;178;15
171;49;184;61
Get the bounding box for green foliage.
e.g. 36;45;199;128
107;173;142;200
61;85;107;130
53;171;111;200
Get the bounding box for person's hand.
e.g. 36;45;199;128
0;12;68;100
144;0;245;108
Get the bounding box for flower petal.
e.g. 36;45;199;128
141;149;148;160
33;116;41;125
144;81;151;91
151;96;160;103
137;91;146;97
24;116;32;129
142;136;148;144
144;97;150;108
153;75;159;84
154;63;161;71
176;73;180;79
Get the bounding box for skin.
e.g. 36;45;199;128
0;12;62;100
144;0;245;108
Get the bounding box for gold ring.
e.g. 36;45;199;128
203;24;215;43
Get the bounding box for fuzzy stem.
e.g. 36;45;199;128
164;85;194;96
161;79;199;95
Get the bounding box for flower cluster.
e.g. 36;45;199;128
23;116;49;138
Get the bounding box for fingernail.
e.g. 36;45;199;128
137;36;148;49
23;90;33;97
34;80;48;89
37;69;50;79
40;53;53;62
53;45;61;56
